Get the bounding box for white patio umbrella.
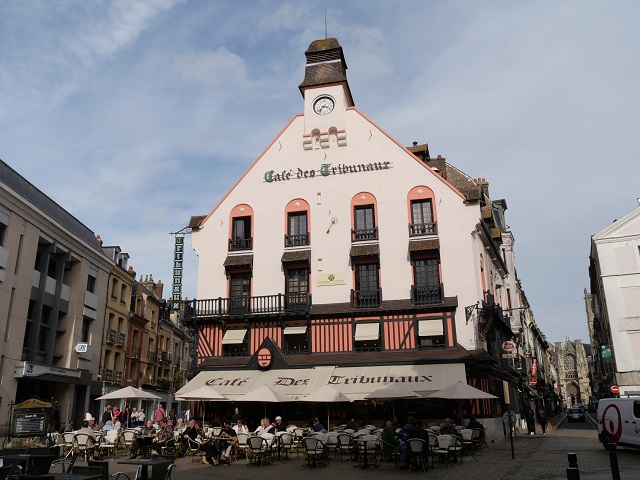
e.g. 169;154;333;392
426;381;498;426
302;385;352;431
234;385;291;417
96;386;161;426
365;384;423;418
176;385;227;426
96;386;162;401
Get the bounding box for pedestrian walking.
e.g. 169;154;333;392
525;406;536;435
537;406;548;435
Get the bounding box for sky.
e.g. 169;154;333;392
1;1;638;345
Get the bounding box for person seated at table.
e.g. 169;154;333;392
346;418;359;430
179;419;198;456
273;416;287;432
193;420;219;465
88;418;98;432
151;418;173;456
233;419;249;435
397;419;414;440
129;421;156;459
114;418;123;431
466;416;486;442
77;420;95;436
381;420;407;469
407;420;430;442
311;417;325;433
103;420;115;431
254;418;275;435
439;418;461;438
218;420;237;463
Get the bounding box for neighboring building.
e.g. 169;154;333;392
555;339;592;406
180;38;543;438
0;159;113;433
588;205;640;396
95;241;135;415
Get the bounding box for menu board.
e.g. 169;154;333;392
14;412;47;436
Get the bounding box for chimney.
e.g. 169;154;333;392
96;235;103;246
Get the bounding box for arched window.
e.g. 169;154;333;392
228;204;254;251
351;192;378;241
284;199;310;247
407;186;437;236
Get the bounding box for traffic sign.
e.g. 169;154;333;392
502;410;517;425
611;385;620;395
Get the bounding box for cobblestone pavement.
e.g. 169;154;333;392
68;416;639;480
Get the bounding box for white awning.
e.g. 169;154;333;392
283;326;307;335
418;320;444;336
354;323;380;341
176;363;467;401
221;329;247;345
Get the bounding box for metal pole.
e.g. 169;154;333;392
605;443;620;480
509;423;515;459
566;453;580;479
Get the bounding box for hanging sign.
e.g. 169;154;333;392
529;378;538;386
532;359;538;376
502;340;516;352
171;235;184;310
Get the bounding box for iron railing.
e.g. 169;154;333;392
409;221;437;236
228;237;253;251
351;227;378;242
411;284;444;305
351;288;382;308
106;329;117;343
184;293;311;319
284;232;309;247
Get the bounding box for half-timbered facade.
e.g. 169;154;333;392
181;38;528;438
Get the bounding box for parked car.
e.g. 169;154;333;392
567;406;585;422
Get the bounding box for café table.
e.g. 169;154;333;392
118;458;171;480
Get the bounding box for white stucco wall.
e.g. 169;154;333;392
192;94;504;350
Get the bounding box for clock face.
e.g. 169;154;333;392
313;96;335;115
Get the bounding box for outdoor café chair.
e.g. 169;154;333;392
235;433;249;460
73;432;95;462
122;430;138;454
433;434;455;467
406;438;430;472
110;465;142;480
184;438;205;463
325;433;339;460
62;432;76;456
303;436;326;468
247;436;271;466
278;432;295;459
336;433;354;461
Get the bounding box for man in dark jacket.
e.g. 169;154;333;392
380;421;407;469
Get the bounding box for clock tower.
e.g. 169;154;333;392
299;38;353;150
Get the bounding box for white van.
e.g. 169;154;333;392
597;395;640;449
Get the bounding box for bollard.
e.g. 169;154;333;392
567;452;578;469
566;467;580;480
605;442;620;480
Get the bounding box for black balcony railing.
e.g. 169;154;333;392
147;352;157;363
184;292;312;320
159;351;172;363
351;288;382;308
115;371;124;385
130;346;141;359
116;333;126;346
411;284;444;305
409;222;437;236
102;369;114;383
352;227;378;242
228;237;253;251
285;232;309;247
106;329;117;343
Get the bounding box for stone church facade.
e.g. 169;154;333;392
555;339;592;406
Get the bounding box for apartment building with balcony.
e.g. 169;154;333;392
98;243;135;400
0;159;113;433
179;38;533;437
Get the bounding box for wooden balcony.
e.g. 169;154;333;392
184;292;311;320
285;232;309;247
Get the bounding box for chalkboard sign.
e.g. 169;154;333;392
13;412;48;436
